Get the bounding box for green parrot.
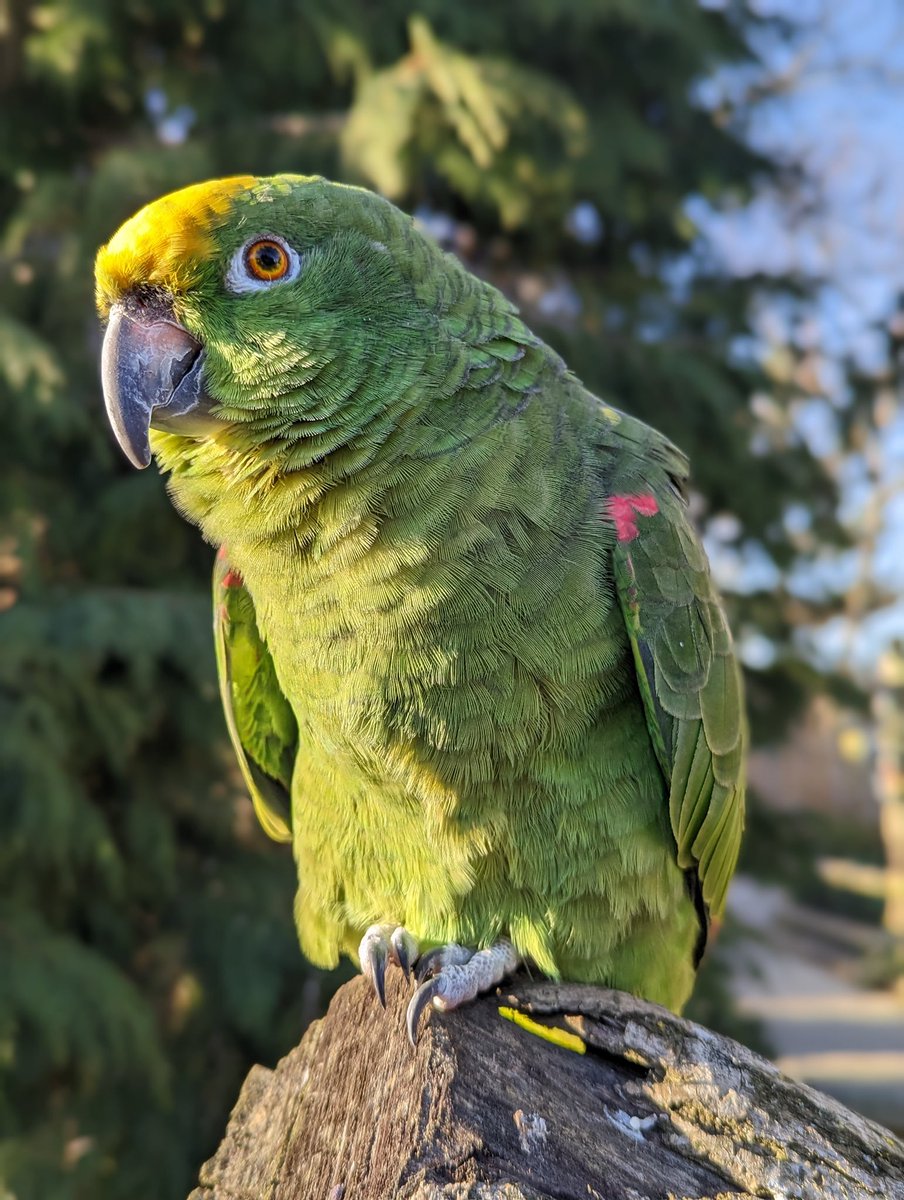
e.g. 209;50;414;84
95;175;745;1041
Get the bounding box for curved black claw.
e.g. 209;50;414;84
372;951;387;1007
360;925;420;1008
361;942;387;1007
406;977;443;1047
391;929;412;981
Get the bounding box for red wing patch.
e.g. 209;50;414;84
608;493;659;542
217;544;243;589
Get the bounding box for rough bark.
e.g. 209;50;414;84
189;972;904;1200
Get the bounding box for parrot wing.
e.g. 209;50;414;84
213;552;297;843
604;412;746;931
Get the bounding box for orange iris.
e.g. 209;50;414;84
244;239;290;282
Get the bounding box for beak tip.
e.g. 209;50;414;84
102;382;153;470
126;443;152;470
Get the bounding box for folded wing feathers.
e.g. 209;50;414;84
609;422;745;920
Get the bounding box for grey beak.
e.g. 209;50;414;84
101;301;206;469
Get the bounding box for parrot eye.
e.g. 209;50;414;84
246;239;289;280
226;235;301;294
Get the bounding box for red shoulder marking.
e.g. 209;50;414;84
608;493;659;542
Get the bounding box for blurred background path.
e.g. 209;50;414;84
729;875;904;1133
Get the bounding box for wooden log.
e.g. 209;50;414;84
189;972;904;1200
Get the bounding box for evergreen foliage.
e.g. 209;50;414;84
0;3;836;1196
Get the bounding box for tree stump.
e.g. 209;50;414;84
189;972;904;1199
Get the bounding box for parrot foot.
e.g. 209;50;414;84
414;942;474;983
406;939;520;1047
358;924;419;1007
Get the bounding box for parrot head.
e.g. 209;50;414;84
95;174;440;471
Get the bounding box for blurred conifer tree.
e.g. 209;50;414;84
0;2;839;1196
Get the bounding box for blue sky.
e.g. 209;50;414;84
695;0;904;675
700;0;904;364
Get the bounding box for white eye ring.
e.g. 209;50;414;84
225;234;302;294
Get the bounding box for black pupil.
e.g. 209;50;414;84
254;243;282;272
